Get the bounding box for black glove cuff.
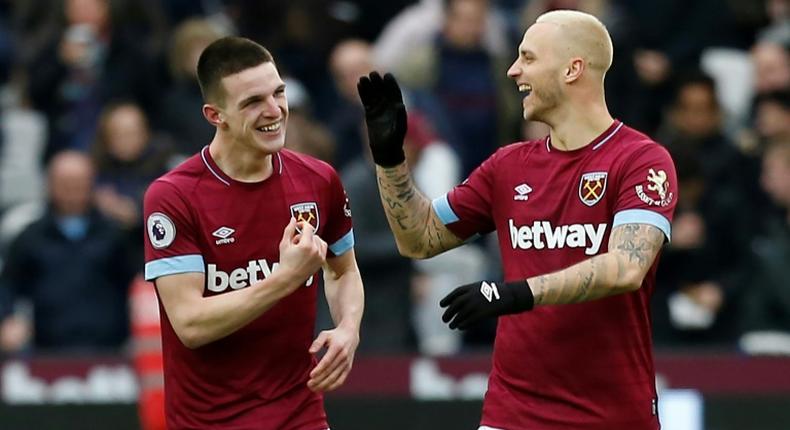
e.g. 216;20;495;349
506;280;535;312
371;145;405;168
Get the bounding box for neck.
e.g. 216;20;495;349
209;134;274;182
546;95;614;151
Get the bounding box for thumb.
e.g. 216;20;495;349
309;331;330;354
281;217;297;246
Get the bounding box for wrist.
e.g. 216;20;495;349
371;145;405;167
505;279;535;312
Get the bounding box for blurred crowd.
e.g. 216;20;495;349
0;0;788;358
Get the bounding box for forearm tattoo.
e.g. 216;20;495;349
531;223;664;306
376;164;463;257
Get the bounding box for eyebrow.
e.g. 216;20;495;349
237;84;286;108
521;49;535;58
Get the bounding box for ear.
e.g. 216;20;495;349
564;58;585;83
202;104;224;127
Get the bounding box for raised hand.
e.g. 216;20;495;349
357;71;408;167
277;218;327;289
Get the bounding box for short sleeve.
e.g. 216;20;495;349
143;180;205;281
431;149;499;240
323;168;355;257
612;145;678;241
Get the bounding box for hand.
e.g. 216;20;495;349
633;50;670;85
440;280;534;330
682;281;724;313
277;218;327;290
670;212;705;249
0;316;31;353
357;71;408;167
307;325;359;392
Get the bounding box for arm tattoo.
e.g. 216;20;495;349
528;223;665;306
375;164;464;258
610;223;664;270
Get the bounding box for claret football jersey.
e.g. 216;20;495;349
433;121;677;430
143;146;353;430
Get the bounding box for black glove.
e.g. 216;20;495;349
356;71;407;167
440;280;535;330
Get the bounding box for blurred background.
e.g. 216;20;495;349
0;0;789;429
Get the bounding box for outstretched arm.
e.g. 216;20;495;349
529;223;665;305
440;223;665;329
358;71;463;259
375;163;464;259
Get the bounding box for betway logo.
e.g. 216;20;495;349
208;259;314;292
508;219;607;255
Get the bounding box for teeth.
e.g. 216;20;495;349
257;121;281;132
518;84;532;93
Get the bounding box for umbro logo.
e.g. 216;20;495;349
480;281;501;302
514;183;532;201
212;226;236;245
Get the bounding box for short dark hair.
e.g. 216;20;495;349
197;36;274;105
671;70;719;107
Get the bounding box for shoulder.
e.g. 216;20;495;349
491;139;543;158
280;149;339;184
144;152;205;200
619;125;669;155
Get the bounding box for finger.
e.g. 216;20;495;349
369;71;383;86
315;235;328;258
298;221;315;244
280;217;297;246
396;103;408;134
457;310;488;330
310;359;349;392
383;73;404;103
310;340;341;379
325;365;351;392
449;300;478;329
309;331;329;354
442;293;472;323
441;296;464;323
309;349;349;391
357;76;371;102
439;285;467;307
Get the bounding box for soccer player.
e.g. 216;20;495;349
143;37;363;430
358;10;677;430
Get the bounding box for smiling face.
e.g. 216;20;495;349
506;10;613;124
507;23;565;122
212;62;288;154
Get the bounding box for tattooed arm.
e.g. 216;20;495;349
528;223;665;306
375;163;465;259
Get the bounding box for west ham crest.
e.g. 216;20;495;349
290;202;320;231
579;172;608;207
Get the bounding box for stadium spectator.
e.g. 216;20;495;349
157;18;224;158
283;77;336;164
754;90;790;144
394;0;520;176
328;39;375;169
93;101;173;230
143;37;363;429
360;10;677;429
26;0;161;161
739;140;790;355
751;40;790;96
0;150;135;354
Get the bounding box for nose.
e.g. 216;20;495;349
507;60;520;79
262;95;281;117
